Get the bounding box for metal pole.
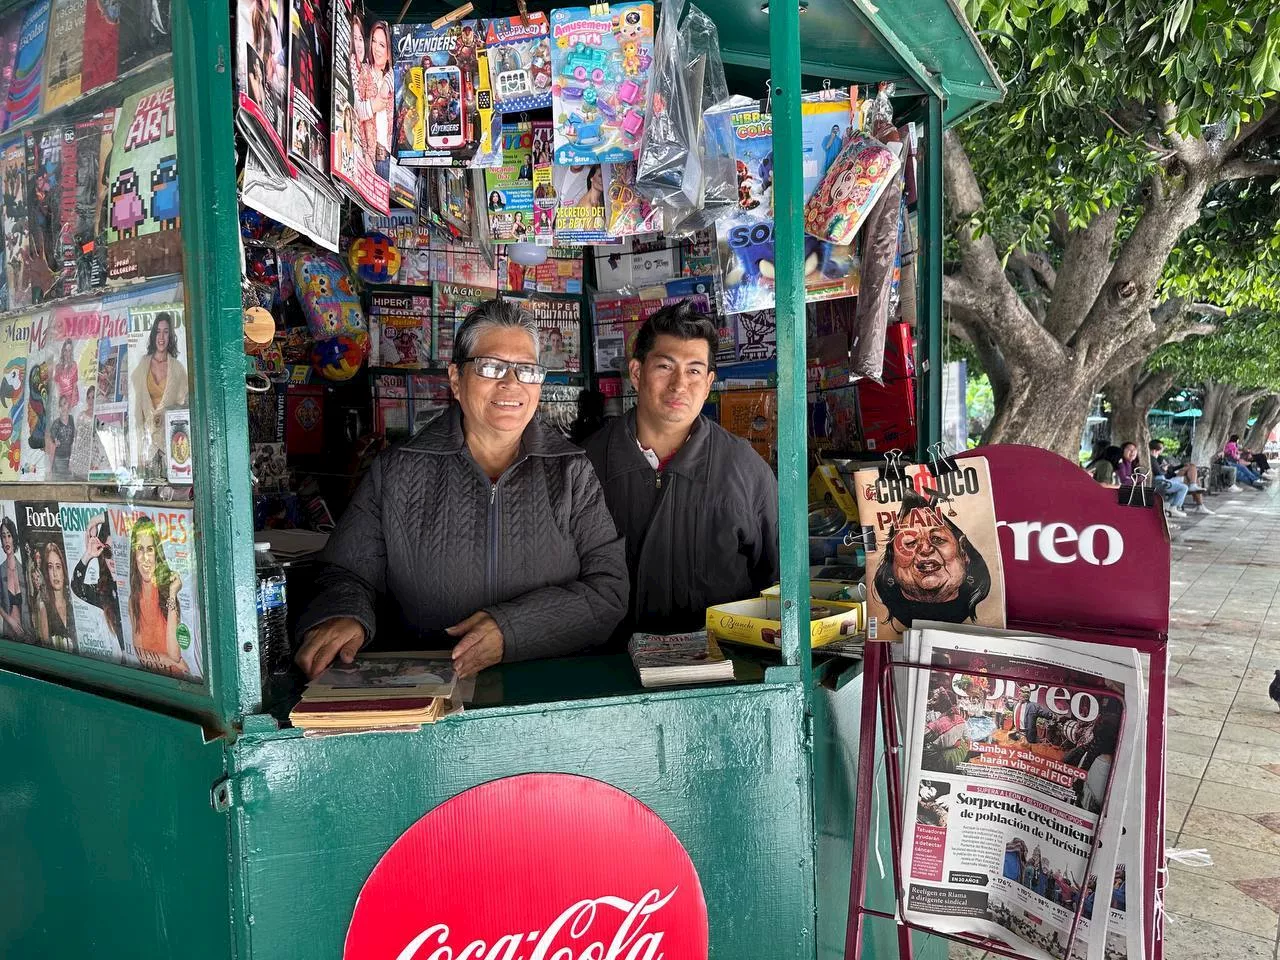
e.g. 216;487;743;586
917;96;944;458
768;0;811;678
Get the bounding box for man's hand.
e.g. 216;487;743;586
295;617;366;679
446;612;504;679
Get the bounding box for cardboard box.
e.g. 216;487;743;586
857;376;917;452
706;596;864;650
760;580;866;611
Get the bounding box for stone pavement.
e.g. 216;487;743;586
950;482;1280;960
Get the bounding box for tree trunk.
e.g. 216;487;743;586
1103;364;1175;459
1196;382;1242;462
983;369;1096;461
1245;394;1280;450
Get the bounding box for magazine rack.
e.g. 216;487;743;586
844;443;1170;960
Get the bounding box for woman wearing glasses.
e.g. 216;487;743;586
295;300;627;679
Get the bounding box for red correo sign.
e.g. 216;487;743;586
344;773;710;960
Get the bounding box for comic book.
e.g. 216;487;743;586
80;0;118;93
369;289;430;368
431;280;493;363
392;20;485;168
0;316;30;479
550;3;654;165
70;111;113;292
852;457;1007;643
0;12;22;133
41;0;85;111
45;300;102;481
87;313;128;482
116;0;170;74
0;134;30;308
108;502;202;679
734;309;776;361
552;162;616;245
485;121;533;243
126;302;187;481
19;309;52;481
328;0;389;214
106;78;183;282
5;0;49;128
15;499;77;652
373;370;408;437
508;294;580;373
235;0;293;172
286;0;329;177
26;123;69;300
57;502;126;663
531;119;554;245
485;14;551;114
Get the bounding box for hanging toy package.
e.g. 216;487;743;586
847;83;906;382
671;4;736;234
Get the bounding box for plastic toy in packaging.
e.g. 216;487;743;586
550;3;654;165
393;20;486;166
802;131;900;246
485;13;553;114
292;250;369;380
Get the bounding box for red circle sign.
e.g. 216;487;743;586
345;773;709;960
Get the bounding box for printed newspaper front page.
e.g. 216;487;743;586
898;626;1143;960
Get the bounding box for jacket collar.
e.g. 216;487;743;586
605;410;712;483
403;403;581;458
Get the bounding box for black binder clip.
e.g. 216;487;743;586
928;441;960;476
1119;470;1157;508
878;447;909;482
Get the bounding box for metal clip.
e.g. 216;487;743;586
927;440;960;475
1120;471;1155;508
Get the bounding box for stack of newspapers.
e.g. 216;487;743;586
895;623;1147;960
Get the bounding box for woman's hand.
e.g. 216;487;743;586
447;612;504;678
295;616;366;678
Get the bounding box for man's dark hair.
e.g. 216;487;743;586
1229;433;1240;443
1148;440;1162;451
631;300;719;370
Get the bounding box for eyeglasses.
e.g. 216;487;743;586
464;356;548;385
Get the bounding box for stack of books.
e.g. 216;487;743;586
627;631;736;688
289;652;459;732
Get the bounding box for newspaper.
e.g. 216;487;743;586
854;457;1006;642
898;625;1141;960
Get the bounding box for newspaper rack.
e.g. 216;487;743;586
845;443;1171;960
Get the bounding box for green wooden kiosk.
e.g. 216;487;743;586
0;0;1000;956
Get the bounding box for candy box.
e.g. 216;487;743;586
707;596;864;650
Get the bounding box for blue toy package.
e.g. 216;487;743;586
485;13;553;114
392;20;485;166
714;102;775;315
550;3;654;165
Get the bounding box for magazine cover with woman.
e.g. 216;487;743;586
126;303;188;482
899;626;1143;960
853;457;1006;642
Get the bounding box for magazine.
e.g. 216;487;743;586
87;309;130;483
0;134;31;310
46;300;103;481
552;162;619;245
510;295;580;373
19;309;52;481
431;280;494;363
241;148;342;253
853;457;1007;643
0;13;22;134
81;0;118;93
369;290;431;368
306;651;456;700
42;0;85;111
106;78;184;282
234;0;293;173
898;625;1141;960
109;502;203;679
5;0;49;128
116;0;169;74
531;119;554;244
15;499;76;652
286;0;330;178
25;123;69;301
126;302;188;481
0;315;30;479
58;502;126;663
484;13;551;114
485;121;533;244
69;111;114;292
329;0;390;213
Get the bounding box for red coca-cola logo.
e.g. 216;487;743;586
345;774;709;960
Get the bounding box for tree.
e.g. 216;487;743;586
1147;312;1280;458
1245;394;1280;449
945;0;1280;458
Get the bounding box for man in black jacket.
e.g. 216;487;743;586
583;301;779;641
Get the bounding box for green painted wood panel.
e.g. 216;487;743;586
229;684;815;959
0;668;232;959
813;668;948;960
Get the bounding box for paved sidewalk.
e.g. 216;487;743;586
950;482;1280;960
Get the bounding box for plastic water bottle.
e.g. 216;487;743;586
254;543;289;684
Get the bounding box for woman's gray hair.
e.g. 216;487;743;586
452;298;541;365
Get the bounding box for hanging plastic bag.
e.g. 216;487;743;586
635;0;699;216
